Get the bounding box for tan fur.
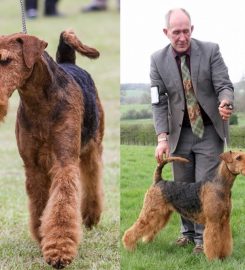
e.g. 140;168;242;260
62;29;100;59
123;151;245;260
0;30;104;269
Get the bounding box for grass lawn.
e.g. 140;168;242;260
0;1;119;269
120;145;245;270
237;112;245;126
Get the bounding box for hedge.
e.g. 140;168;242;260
120;123;156;145
121;123;245;148
121;109;152;120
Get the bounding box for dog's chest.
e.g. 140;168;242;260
17;128;52;169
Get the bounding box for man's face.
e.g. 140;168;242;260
163;11;193;53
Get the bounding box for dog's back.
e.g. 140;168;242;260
56;30;100;144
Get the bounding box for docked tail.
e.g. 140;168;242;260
56;29;100;64
154;157;189;184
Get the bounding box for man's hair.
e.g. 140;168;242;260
165;8;191;28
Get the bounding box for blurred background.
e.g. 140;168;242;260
0;0;119;269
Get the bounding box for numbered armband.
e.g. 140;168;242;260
151;86;159;104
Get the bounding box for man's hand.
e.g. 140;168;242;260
218;100;233;121
155;141;170;164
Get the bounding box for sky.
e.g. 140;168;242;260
120;0;245;84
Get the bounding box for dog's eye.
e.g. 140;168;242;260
0;58;12;66
236;155;242;161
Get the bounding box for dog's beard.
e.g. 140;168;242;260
0;98;8;122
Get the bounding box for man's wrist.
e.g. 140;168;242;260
157;133;168;143
158;137;168;143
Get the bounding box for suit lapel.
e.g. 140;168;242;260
190;39;201;95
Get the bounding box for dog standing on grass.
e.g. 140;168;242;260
123;152;245;260
0;30;104;269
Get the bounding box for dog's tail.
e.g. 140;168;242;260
56;29;100;64
154;157;189;184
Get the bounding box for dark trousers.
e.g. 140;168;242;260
25;0;59;14
172;125;224;244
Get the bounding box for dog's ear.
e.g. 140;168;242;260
220;151;233;163
16;35;48;68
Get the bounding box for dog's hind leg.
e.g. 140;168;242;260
142;209;172;243
123;187;171;250
79;140;104;229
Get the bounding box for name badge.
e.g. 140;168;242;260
151;86;159;104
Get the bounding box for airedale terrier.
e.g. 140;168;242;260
0;30;104;269
123;151;245;260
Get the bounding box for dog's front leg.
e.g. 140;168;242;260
40;164;82;269
25;168;51;243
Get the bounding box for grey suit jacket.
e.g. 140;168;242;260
150;38;234;152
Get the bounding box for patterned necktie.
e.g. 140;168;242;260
180;55;204;138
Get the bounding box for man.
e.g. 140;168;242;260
82;0;120;12
150;8;234;254
25;0;61;18
82;0;107;12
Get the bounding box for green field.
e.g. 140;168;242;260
236;112;245;126
122;89;147;98
120;104;152;125
121;118;153;126
121;104;151;114
0;1;119;269
121;145;245;270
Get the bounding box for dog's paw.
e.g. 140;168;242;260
46;257;72;269
82;211;100;229
122;234;136;251
142;235;154;243
44;249;75;269
42;237;78;269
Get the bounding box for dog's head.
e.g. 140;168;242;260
0;33;47;121
220;151;245;176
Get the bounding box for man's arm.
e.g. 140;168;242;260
150;54;170;162
210;44;234;121
150;54;169;135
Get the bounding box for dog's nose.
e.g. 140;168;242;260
0;49;11;61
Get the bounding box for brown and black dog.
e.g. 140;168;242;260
0;30;104;269
123;152;245;260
